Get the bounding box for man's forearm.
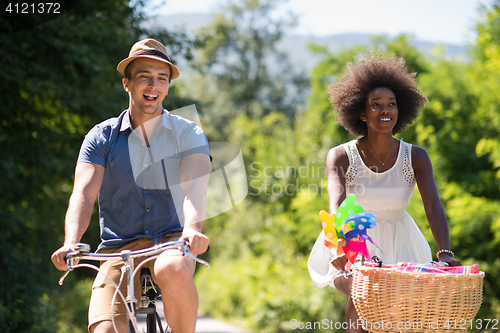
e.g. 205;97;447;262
182;192;207;231
178;153;211;235
64;192;94;247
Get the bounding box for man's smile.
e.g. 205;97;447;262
144;93;159;101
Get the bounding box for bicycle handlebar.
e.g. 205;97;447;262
67;240;209;266
368;255;451;267
59;240;209;285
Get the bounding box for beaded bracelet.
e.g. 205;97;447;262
436;249;455;258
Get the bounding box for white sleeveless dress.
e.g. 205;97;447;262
308;139;432;288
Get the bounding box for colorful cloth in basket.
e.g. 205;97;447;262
395;262;479;274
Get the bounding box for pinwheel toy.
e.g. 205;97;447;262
319;194;379;264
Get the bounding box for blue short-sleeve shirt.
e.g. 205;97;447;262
77;109;212;251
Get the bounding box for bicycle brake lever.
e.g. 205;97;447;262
59;249;79;286
58;269;72;285
182;245;210;268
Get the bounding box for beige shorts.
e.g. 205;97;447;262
88;232;182;331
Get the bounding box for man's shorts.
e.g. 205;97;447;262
88;232;183;331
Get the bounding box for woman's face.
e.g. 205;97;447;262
360;87;399;135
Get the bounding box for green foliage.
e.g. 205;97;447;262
197;252;347;332
470;1;500;194
0;1;196;331
189;0;309;141
52;278;94;333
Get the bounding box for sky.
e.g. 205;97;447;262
144;0;493;45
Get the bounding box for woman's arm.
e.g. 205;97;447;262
326;146;350;214
326;145;350;270
412;146;461;266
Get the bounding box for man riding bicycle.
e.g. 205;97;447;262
51;38;212;333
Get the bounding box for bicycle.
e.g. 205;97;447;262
58;240;210;333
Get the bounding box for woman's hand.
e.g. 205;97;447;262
437;252;461;266
331;253;348;271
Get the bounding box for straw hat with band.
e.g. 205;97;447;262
117;38;180;80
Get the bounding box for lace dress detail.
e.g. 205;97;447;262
307;139;432;289
344;142;357;187
403;143;414;186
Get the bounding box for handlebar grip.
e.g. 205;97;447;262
63;249;75;262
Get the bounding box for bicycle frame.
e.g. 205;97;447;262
138;268;166;332
59;240;209;333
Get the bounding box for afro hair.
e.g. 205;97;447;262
328;52;428;136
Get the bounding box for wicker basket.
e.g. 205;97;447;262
351;264;484;333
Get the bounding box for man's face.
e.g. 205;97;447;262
122;57;171;116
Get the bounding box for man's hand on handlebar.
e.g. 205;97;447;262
180;228;209;256
51;245;79;271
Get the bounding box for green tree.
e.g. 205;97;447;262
189;0;309;141
473;1;500;186
0;1;196;331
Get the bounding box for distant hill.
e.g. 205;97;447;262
279;33;469;69
145;13;469;71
